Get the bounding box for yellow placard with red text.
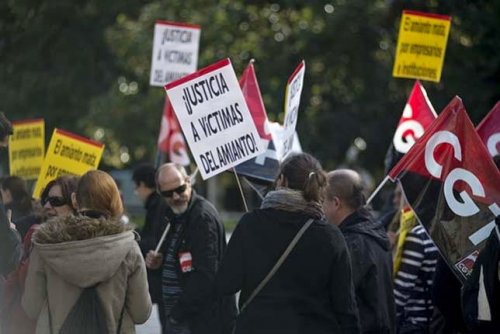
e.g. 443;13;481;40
393;10;451;82
33;129;104;198
8;119;45;180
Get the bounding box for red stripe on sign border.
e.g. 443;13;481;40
164;58;231;90
287;60;305;84
12;118;44;126
155;20;201;30
403;10;451;21
55;128;104;148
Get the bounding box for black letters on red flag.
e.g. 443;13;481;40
389;96;500;282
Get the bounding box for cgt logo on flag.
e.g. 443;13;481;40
157;96;190;166
476;101;500;157
389;96;500;281
385;81;436;173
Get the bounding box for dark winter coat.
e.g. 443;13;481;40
0;209;21;277
339;208;396;334
462;224;500;334
137;191;167;304
154;192;236;334
216;208;360;334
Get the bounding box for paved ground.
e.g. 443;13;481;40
136;304;161;334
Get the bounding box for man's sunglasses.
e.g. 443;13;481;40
159;184;187;198
42;196;67;207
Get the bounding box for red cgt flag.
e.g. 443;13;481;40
389;96;500;281
157;95;190;166
385;81;437;173
476;101;500;157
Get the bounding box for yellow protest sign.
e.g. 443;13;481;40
8;119;45;180
33;128;104;198
393;10;451;82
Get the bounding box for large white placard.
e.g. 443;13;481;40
165;58;265;179
282;61;305;158
150;21;201;87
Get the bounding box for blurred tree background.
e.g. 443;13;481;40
1;0;499;181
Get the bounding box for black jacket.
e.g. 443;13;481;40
339;208;396;334
0;209;21;277
138;191;167;304
462;224;500;333
155;192;236;334
216;208;360;334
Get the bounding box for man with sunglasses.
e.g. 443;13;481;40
146;163;235;334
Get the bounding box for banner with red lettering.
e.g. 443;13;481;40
389;97;500;282
157;96;190;166
385;81;436;173
476;101;500;157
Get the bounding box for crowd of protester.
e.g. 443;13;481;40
0;110;499;334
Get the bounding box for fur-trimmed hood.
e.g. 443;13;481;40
31;215;137;288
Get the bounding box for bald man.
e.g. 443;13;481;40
145;163;236;334
324;169;395;334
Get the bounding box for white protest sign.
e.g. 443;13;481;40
269;121;303;160
150;21;201;87
165;58;265;180
282;61;305;158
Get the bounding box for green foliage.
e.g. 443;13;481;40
1;0;498;177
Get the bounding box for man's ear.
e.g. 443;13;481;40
71;192;79;210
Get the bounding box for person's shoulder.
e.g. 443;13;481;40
309;219;346;244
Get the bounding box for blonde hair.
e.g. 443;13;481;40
75;170;123;218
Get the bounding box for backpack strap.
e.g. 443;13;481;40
239;218;314;313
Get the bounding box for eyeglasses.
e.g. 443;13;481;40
159;184;187;198
42;196;67;207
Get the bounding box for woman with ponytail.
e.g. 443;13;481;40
216;153;360;334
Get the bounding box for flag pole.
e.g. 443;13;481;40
366;176;390;206
154;221;171;253
233;168;249;212
243;177;265;201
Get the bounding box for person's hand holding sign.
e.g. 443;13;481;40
146;250;164;269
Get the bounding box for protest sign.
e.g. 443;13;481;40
389;97;500;282
385;81;436;173
165;58;265;180
476;101;500;157
8;119;45;180
150;20;201;87
393;10;451;82
282;61;305;158
33;129;104;198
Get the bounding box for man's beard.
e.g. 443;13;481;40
171;203;188;215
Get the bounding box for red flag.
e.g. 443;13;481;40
389;96;500;281
233;61;280;183
239;61;273;141
157;96;190;166
385;81;436;172
476;101;500;157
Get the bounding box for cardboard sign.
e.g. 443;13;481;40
33;129;104;198
150;20;201;87
393;10;451;82
282;61;305;158
8;119;45;180
165;58;265;180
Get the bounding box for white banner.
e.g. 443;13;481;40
282;61;305;158
165;58;265;179
150;21;201;87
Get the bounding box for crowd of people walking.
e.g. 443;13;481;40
1;111;499;334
